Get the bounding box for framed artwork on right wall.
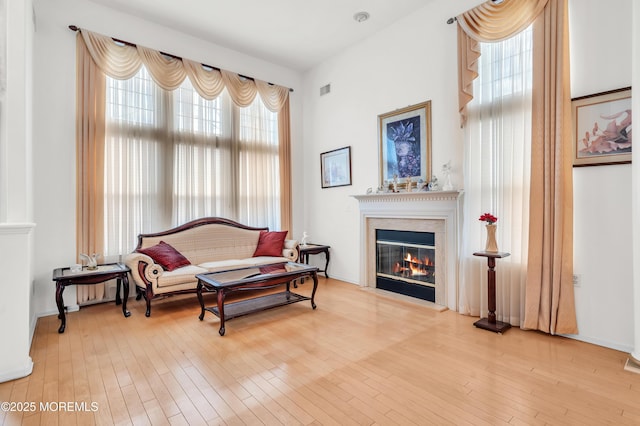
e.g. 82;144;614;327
571;87;632;167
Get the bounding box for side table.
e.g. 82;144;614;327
52;263;131;333
298;243;330;277
473;251;511;333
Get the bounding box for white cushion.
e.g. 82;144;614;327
156;265;208;288
199;256;290;272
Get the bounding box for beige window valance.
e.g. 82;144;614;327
457;0;548;125
80;29;290;112
75;28;294;288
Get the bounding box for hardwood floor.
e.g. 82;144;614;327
2;277;640;425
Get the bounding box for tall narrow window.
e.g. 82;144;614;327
103;66;281;260
459;26;533;326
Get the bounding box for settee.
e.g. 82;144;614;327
124;217;298;317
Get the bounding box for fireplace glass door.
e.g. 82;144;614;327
376;229;436;302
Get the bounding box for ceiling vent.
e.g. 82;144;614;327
320;84;331;96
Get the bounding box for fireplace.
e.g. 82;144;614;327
352;190;463;310
376;229;436;302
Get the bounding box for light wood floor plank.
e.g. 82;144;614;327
4;277;640;424
142;398;170;426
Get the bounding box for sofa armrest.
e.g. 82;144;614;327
124;252;164;288
282;239;299;262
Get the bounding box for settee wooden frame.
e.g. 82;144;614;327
130;217;295;317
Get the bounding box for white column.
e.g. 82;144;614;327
0;0;35;382
0;224;34;382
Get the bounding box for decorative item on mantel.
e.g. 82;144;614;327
479;213;498;252
427;175;439;191
406;176;413;192
442;161;454;191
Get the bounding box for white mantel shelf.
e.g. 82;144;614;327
351;190;462;203
352;189;463;311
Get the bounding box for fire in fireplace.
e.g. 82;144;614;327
376;229;436;302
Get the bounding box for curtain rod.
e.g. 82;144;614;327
68;25;294;93
449;0;504;24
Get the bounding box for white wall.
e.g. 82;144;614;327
631;0;640;362
302;0;635;351
569;0;633;351
31;0;304;316
302;0;477;283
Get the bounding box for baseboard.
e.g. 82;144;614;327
0;357;33;384
560;333;633;354
37;304;79;319
624;357;640;374
322;274;358;285
29;312;37;348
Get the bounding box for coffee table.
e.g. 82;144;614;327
196;262;318;336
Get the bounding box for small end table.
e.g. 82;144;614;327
473;251;511;333
296;244;330;287
52;263;131;333
298;244;330;277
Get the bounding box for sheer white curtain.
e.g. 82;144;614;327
459;26;533;326
236;99;281;228
102;65;280;260
171;76;234;224
76;30;291;304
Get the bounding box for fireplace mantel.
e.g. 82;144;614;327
352;190;463;310
352;190;462;204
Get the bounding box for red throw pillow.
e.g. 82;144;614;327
253;230;288;257
137;241;191;271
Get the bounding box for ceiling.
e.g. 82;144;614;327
86;0;431;71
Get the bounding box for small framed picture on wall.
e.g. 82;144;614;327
320;146;352;188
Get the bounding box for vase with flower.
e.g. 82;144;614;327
479;213;498;252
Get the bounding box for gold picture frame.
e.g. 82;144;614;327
378;101;432;186
572;87;632;167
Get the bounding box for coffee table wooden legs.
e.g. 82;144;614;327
310;271;318;309
197;280;206;321
197;280;227;336
217;288;226;336
197;270;318;336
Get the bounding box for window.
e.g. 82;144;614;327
459;26;533;324
469;25;533;212
103;66;280;257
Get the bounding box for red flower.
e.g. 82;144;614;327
479;213;498;224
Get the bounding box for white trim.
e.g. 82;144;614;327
0;357;33;383
352;190;463;311
0;222;36;234
562;333;633;354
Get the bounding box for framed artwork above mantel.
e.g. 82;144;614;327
378;101;432;186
